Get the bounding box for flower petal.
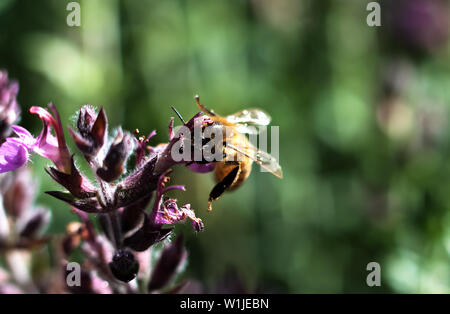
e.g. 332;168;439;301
11;125;35;147
187;162;216;173
30;105;72;173
153;200;204;232
0;141;28;173
180;204;204;232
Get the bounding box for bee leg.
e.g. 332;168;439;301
208;163;241;212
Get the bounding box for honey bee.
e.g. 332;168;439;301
195;96;283;211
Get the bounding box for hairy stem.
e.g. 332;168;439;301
108;210;122;249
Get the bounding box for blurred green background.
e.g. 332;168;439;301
1;0;450;293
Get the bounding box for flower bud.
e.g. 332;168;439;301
123;213;173;252
97;128;134;182
77;105;99;137
108;249;139;283
148;235;187;291
120;195;152;234
17;207;51;240
69;106;107;161
3;167;35;218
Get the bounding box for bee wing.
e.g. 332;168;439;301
226;109;271;127
226;143;283;179
234;124;261;135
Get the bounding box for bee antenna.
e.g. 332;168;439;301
195;95;216;116
171;106;186;124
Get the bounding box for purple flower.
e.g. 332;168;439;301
123;170;204;252
0;105;72;174
155;199;204;232
29;105;71;173
150;170;204;232
0;126;34;173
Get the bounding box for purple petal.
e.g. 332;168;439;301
30;105;72;173
11;125;36;147
180;204;204;232
153;200;204;232
187;162;216;173
0;141;28;173
147;130;157;140
162;185;186;194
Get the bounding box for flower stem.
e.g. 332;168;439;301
107;210;122;249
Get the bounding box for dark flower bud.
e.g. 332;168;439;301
69;106;107;160
123;214;173;252
18;207;51;239
97;128;134;182
77;105;98;136
3;167;35;218
148;235;187;291
120;194;152;234
108;249;139;283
